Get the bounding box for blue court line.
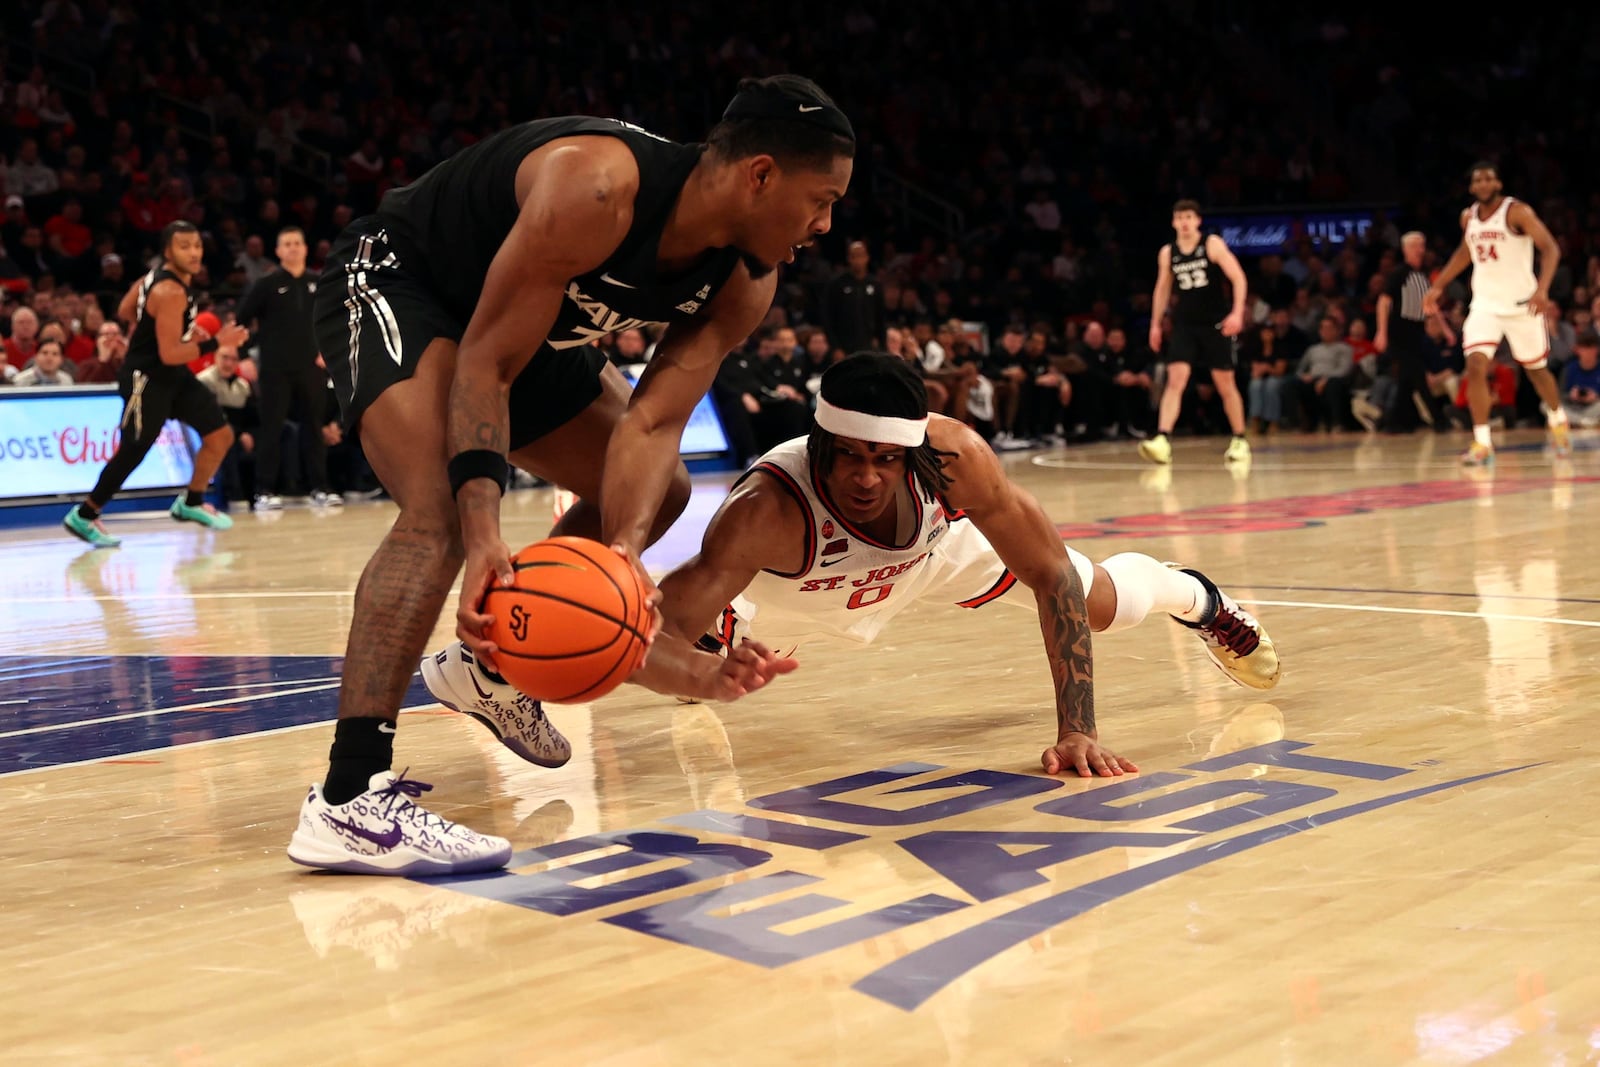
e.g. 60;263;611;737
0;655;432;775
0;656;115;681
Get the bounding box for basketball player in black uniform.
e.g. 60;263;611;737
1139;200;1252;466
288;76;851;876
62;221;247;547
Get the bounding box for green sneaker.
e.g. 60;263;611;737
170;495;234;530
63;505;122;548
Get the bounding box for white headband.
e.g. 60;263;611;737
814;396;929;447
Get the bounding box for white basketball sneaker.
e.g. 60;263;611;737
419;642;573;768
287;771;512;876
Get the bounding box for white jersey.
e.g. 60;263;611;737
1464;197;1536;314
723;438;1015;650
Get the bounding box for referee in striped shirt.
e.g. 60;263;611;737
1374;231;1432;432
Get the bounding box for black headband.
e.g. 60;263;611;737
721;89;855;142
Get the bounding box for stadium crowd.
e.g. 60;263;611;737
4;2;1599;489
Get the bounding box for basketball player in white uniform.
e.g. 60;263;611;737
1423;161;1571;464
422;353;1280;778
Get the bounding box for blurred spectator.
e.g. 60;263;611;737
980;324;1031;449
1106;326;1155;438
4;139;59;198
766;325;810;403
235;235;273;286
1065;320;1115;441
3;196;29;251
44;198;92;260
1560;329;1600;427
606;327;650;369
5;306;40;368
120;173;161;233
197;344;261;507
822;241;884;358
1015;328;1065;442
13;338;71;386
1245;324;1292;434
1418;315;1464;430
711;330;810;466
63;302;103;365
1293;316;1355;432
76;319;128;383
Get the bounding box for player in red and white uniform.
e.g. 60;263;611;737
1424;162;1571;464
642;352;1281;777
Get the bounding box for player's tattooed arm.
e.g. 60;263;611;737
1042;560;1095;739
936;416;1095;737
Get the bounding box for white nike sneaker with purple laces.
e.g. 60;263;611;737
287;771;512;876
420;642;573;768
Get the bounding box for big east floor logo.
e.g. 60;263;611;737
432;743;1536;1011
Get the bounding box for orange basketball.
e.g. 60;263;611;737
481;536;655;704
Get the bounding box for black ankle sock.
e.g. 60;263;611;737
185;489;204;508
79;500;102;521
323;718;395;804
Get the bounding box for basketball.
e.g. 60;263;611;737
481;536;655;704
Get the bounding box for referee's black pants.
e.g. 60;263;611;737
1384;330;1426;431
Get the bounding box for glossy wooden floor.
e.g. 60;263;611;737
3;428;1599;1066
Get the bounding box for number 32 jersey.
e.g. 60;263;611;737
720;438;1016;652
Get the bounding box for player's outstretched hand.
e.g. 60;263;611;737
458;536;515;673
612;542;663;646
707;638;798;701
1041;732;1139;778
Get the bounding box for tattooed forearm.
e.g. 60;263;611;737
447;368;508;457
1040;564;1094;738
471;420;502;449
447;365;511;539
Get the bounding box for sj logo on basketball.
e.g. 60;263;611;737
508;605;532;643
435;742;1535;1011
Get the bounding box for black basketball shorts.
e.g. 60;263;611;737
1165;321;1237;371
313;216;605;451
119;369;227;440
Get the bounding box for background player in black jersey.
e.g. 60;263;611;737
1139;200;1252;466
289;76;850;876
62;221;248;548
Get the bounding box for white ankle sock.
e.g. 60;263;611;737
1098;553;1211;632
1473;424;1493;448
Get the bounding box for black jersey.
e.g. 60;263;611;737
376;116;743;349
125;267;197;382
1167;236;1231;326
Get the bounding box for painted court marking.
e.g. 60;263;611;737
0;704;441;779
0;680;346;740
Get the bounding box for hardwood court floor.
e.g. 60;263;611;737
2;428;1598;1066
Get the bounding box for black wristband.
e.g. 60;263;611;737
197;338;219;355
447;449;509;498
